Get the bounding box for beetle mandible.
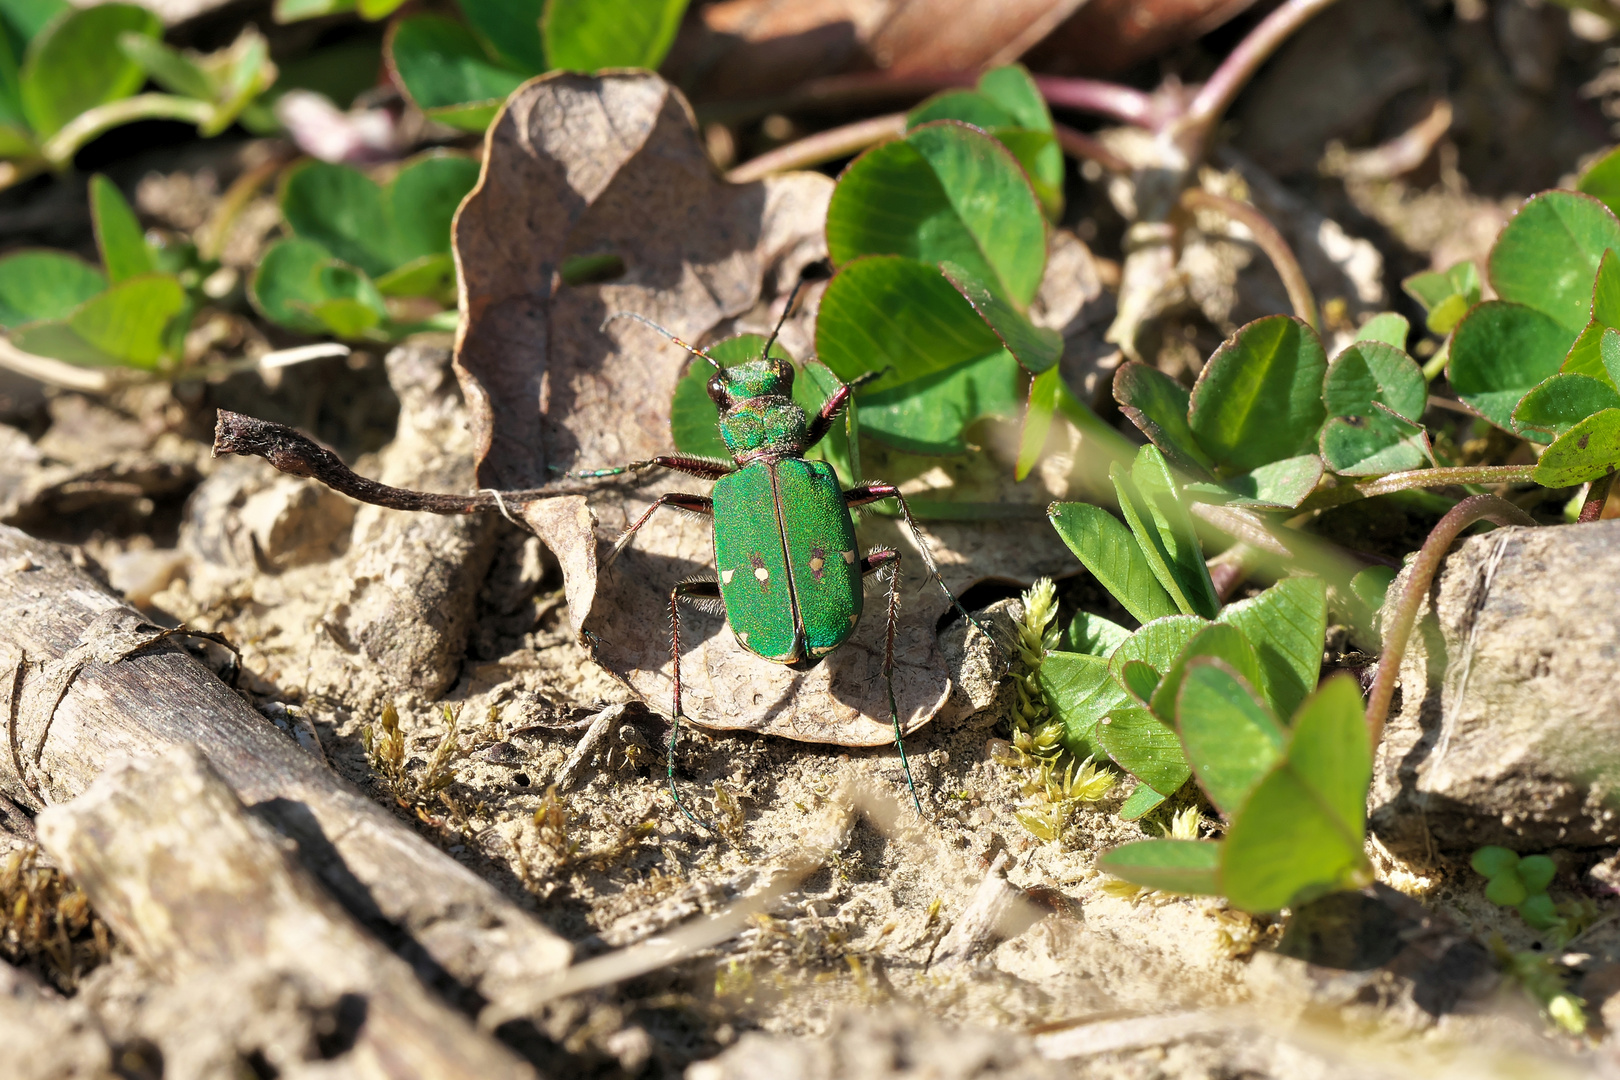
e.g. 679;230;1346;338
574;283;990;821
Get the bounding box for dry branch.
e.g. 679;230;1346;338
0;526;571;1009
37;746;536;1080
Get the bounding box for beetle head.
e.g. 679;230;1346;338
706;355;794;410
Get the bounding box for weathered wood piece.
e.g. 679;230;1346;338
0;525;571;1009
37;746;537;1080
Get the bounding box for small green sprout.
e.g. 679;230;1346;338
1471;846;1593;942
1493;939;1588;1036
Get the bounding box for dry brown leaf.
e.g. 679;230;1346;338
453;71;1079;746
664;0;1087;104
1023;0;1262;78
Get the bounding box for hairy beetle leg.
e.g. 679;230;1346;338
666;577;723;828
608;492;713;566
860;547;922;815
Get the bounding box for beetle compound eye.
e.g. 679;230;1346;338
707;372;732;408
773;359;794;393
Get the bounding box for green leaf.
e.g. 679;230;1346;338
117;33;213;101
1047;502;1180;625
1188;315;1328;474
1486;873;1528;907
0;0;68;44
1489;190;1620;335
826;121;1047;307
1323;341;1426;421
15;272;184;369
0;249;104;328
388;152;481;261
1470;845;1520;879
1349;565;1395;616
1402;261;1480;336
1579;145;1620;218
250;238;341;334
817;256;1002;394
1016;365;1061;481
1215;576;1327;722
274;0;356;21
1449;301;1574;432
373;252;455;299
1175;658;1286;818
1066;611;1132;657
1516;854;1556;894
1354;312;1410;350
309;296;380;338
387;15;527;132
1119;784;1168;820
1511;373;1620;441
1096;839;1222;895
460;0;545;74
20;3;161;137
358;0;410;17
940;260;1061;373
1111;361;1214;475
1038;650;1126;760
858;351;1021;454
1220;675;1371;912
1531;408;1620;487
1118;658;1160;704
89;174;152;284
542;0;687;71
1557;251;1620;384
1107;615;1207;688
1187;454;1325;509
1318;341;1429;474
1148;622;1262;724
1098;704;1190;796
281;161;393;278
910;65;1063;220
1110;448;1219;619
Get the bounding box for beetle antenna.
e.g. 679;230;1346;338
761;275;813;361
602;311;722;370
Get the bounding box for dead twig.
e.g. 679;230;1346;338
555;703;628;789
1179;187;1319;332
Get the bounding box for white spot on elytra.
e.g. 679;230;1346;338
754;566;769;582
721;569;734;584
840;550;855;563
848;614;858;626
809;556;825;573
738;631;749;644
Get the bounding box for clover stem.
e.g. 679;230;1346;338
725;112;907;183
1033;76;1164;129
42;94;215;168
1296;464;1539;512
1052;123;1132;174
1180;187;1318;331
1364;494;1536;750
1177;0;1343;153
1579;472;1615;523
197;147;295;262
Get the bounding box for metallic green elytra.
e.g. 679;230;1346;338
583;294;990;825
712;458;861;665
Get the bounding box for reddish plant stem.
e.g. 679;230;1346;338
1580;472;1616;522
725;112;908;182
211;410;585;514
1363;495;1536;750
1180;187;1318;331
1179;0;1343;150
1052;123;1132;174
1032;75;1163;129
1296;464;1539;512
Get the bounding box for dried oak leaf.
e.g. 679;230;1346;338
453;71;1075;747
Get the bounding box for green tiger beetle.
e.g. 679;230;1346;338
572;284;992;823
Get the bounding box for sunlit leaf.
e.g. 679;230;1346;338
543;0;687;72
387;15;527;132
1097;838;1221;895
20;3;161;137
89;174;152;284
1188;315;1328;474
1110;447;1219;619
1097;704;1189;796
1531;409;1620;487
0;249;104;328
1066;611;1132;657
1038;650;1125;760
1047;502;1179;625
1214;576;1327;722
1175;658;1285;818
1354;311;1410;349
1449;301;1573;432
1489;190;1620;335
1402;261;1480;336
1511;373;1620;441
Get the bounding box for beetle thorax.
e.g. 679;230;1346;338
708;357;808;458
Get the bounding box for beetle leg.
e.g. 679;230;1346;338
857;548;922;814
564;454;733;481
667;578;722;827
843;483;997;653
802;363;888;451
607;492;713;566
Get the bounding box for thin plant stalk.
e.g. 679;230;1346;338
42;95;214;167
1297;464;1539;512
1579;473;1615;522
725;112;907;183
1180;187;1318;331
1177;0;1343;151
1053;123;1132;174
1363;495;1536;749
1032;76;1163;129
